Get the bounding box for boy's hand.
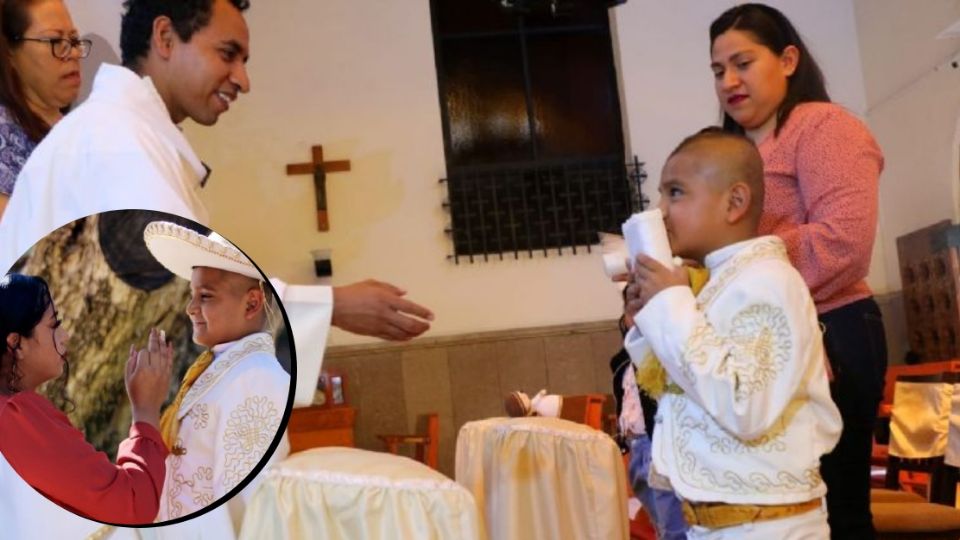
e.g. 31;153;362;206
610;272;630;283
624;254;689;318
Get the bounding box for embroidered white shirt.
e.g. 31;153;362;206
156;332;290;531
624;236;842;505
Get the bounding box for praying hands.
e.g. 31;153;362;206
124;327;174;429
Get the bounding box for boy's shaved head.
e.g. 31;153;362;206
220;271;260;296
668;127;765;224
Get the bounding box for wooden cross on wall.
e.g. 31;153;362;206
285;145;351;231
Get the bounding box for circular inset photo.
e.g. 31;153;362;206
0;210;295;529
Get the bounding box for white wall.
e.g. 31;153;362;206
853;0;960;295
62;1;881;346
63;0;123;102
65;0;120;44
187;0;639;346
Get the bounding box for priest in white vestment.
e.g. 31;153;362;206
0;1;431;538
0;50;212;272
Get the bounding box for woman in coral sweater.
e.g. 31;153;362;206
0;273;172;525
709;4;886;539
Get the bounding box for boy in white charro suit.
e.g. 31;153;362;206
623;129;842;539
143;221;289;527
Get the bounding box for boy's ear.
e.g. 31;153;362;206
244;288;265;320
725;182;751;224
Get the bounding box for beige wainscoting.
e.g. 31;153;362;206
322;320;623;477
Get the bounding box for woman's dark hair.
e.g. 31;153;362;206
0;274;72;408
0;0;51;142
709;3;830;137
120;0;250;70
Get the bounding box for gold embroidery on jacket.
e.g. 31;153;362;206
682;304;792;401
180;335;275;413
659;237;822;495
222;395;282;490
188;403;209;430
668;398;821;494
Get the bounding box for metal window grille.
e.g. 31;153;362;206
442;156;647;263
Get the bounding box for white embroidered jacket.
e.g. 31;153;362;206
156;332;290;523
624;236;842;505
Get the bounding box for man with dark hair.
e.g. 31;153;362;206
0;1;435;538
120;0;251;69
0;0;251;260
0;0;432;350
118;0;251;127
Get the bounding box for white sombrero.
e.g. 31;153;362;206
143;221;262;281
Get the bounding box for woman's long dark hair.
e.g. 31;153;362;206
710;3;830;137
0;274;71;408
0;0;51;142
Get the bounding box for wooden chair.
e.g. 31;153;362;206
377;413;440;470
872;368;960;538
885;455;960;506
883;371;960;505
559;394;606;430
287;405;357;453
872;471;960;539
873;362;960;489
878;360;960;419
874;501;960;540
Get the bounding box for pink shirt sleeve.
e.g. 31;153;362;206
0;391;168;525
776;107;883;308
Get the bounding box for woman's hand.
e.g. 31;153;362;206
125;328;173;428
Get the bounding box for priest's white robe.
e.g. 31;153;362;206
0;63;334;539
0;63;208;272
624;236;842;537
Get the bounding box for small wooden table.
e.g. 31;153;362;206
287;405;357;453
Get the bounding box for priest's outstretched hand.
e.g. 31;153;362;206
332;280;434;341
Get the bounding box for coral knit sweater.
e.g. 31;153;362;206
756;102;884;314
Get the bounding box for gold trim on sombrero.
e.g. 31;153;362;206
143;221;252;268
143;220;262;281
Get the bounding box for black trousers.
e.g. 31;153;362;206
819;297;888;540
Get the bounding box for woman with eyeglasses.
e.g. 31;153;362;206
0;274;173;525
0;0;90;220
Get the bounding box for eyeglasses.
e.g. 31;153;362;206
16;36;92;60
